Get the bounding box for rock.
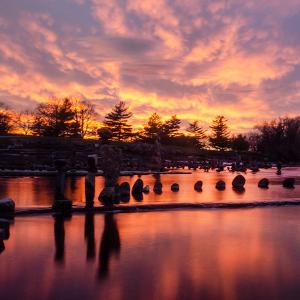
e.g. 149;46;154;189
0;198;15;213
154;181;163;194
0;219;10;240
0;240;4;254
52;199;72;211
132;179;144;196
143;185;150;193
119;182;130;196
99;187;116;206
171;183;179;192
258;178;269;188
232;175;246;189
216;180;226;190
194;181;203;192
283;178;295;188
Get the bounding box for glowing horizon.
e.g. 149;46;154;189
1;0;300;132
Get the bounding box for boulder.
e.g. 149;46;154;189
283;178;295;188
216;180;226;190
154;181;163;194
120;182;130;197
171;183;179;192
132;179;144;196
99;187;116;206
143;185;150;194
232;175;246;189
194;181;203;192
0;240;4;254
0;198;15;213
258;178;269;188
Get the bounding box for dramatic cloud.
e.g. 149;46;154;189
1;0;300;131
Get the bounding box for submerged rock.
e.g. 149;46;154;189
232;175;246;189
0;198;15;213
194;181;203;192
216;180;226;190
171;183;179;192
282;178;295;188
258;178;269;188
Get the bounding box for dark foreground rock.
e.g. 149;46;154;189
194;181;203;192
0;198;15;213
258;178;269;188
216;180;226;190
171;183;179;192
132;179;144;196
120;182;130;196
232;175;246;189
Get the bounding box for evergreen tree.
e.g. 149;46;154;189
140;113;163;142
32;98;75;137
209;115;230;150
103;101;133;141
186;120;206;148
162;115;181;137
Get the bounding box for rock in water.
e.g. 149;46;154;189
171;183;179;192
154;181;163;194
232;175;246;189
143;185;150;194
120;182;130;197
282;178;295;188
194;181;203;192
99;187;115;206
0;198;15;213
258;178;269;188
132;179;144;196
216;181;226;190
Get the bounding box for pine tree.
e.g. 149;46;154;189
187;120;206;148
103;101;133;141
209;116;230;150
140;113;163;142
32;98;75;137
162;115;181;137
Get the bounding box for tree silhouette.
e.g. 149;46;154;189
0;103;13;135
162;115;181;137
32;98;75;137
231;134;249;152
141;112;163;142
187;120;206;148
103;101;133;141
209;116;230;150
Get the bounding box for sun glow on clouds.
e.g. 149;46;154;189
0;0;300;131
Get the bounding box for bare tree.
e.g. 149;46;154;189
15;110;35;135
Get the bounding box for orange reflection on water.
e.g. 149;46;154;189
1;207;300;299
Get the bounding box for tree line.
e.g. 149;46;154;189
1;98;300;160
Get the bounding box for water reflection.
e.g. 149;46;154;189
2;208;300;299
53;213;71;265
84;213;95;260
98;214;121;280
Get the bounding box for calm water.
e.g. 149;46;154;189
1;207;300;299
0;167;300;207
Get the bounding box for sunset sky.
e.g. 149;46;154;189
1;0;300;131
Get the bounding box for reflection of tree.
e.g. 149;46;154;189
98;214;121;280
84;213;95;260
53;214;71;265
